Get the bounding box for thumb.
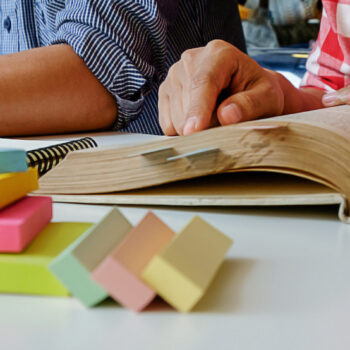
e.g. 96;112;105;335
217;85;283;125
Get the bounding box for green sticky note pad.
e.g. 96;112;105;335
0;222;92;296
49;208;133;307
0;148;28;173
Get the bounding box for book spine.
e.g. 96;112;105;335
26;137;98;176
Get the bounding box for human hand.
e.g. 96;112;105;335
322;87;350;107
158;40;285;136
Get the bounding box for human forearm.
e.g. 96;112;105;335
0;44;117;136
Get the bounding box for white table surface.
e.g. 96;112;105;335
1;203;349;350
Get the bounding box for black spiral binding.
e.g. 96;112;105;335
26;137;98;176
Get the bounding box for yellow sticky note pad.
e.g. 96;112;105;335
0;222;92;296
142;216;233;312
0;168;38;209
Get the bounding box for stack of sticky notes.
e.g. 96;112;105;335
0;148;45;253
0;148;38;212
0;149;91;296
49;209;233;312
0;150;233;311
0;222;93;296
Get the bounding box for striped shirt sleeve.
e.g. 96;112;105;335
52;0;168;129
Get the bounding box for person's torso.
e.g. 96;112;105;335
0;0;245;135
0;0;65;55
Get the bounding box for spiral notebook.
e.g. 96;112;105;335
26;137;98;176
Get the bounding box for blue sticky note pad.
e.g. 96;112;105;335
0;148;28;173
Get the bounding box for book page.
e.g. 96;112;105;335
48;172;341;207
0;138;62;151
259;105;350;141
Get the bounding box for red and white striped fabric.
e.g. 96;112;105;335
301;0;350;91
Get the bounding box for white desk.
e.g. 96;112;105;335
1;203;349;350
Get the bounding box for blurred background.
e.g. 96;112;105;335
238;0;322;86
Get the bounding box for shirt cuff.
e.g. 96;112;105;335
52;23;151;129
113;93;145;130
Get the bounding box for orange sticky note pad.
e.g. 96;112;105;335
92;212;175;311
0;196;52;252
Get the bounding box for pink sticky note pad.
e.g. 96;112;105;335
0;196;53;252
92;211;175;312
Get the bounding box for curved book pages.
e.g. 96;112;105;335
47;172;348;223
35;106;350;222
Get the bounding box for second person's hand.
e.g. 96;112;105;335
323;86;350;107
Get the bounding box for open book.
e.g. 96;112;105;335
2;106;350;222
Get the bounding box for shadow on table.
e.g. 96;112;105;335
97;258;255;313
96;297;122;309
142;258;256;314
194;258;255;314
96;293;174;312
144;297;174;312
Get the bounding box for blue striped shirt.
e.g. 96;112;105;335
0;0;246;134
